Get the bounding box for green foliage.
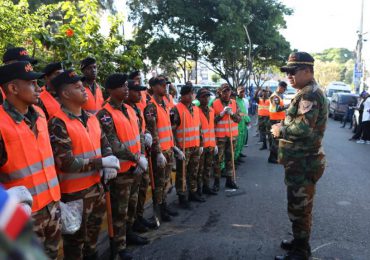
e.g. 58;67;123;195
211;74;221;83
1;0;143;83
313;48;354;63
129;0;292;87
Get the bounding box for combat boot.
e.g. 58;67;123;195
83;252;98;260
178;195;192;210
189;191;206;202
202;185;218;195
163;201;179;216
213;178;220;192
126;225;149;245
137;216;157;229
280;239;311;256
159;203;172;222
225;176;239;189
132;218;149;233
118;249;133;260
259;141;267;150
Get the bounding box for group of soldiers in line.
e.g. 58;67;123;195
0;46;245;260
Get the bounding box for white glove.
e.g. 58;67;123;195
225;107;233;115
214;146;218;155
199;147;203;155
144;133;153;147
220;106;230;117
102;155;120;170
133;166;144;175
156;153;167;168
20;203;32;216
173;146;185;160
7;186;33;207
103;168;118;183
137;154;148;171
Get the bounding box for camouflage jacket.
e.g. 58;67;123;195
96;99;142;163
48;105;112;173
0;100;39;167
279;80;328;160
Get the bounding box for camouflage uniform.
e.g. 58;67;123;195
96;99;143;252
49;106;112;259
213;99;241;179
144;97;173;205
278;81;327;242
170;104;201;196
0;101;61;260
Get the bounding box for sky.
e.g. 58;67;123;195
108;0;370;63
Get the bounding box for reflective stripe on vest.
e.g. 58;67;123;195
269;93;286;120
258;98;270;116
54;110;102;193
103;103;141;173
151;98;174;151
175;103;200;149
0;106;61;212
82;84;104;115
212;99;239;138
39;87;61;119
199;107;216;147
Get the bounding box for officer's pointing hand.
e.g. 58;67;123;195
271;123;282;138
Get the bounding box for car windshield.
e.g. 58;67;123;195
339;95;357;105
327;89;350;97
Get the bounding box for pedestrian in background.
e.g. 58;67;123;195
358;95;370;144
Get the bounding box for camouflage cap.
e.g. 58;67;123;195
280;52;314;73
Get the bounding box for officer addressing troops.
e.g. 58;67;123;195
48;70;120;259
0;61;62;260
196;88;218;196
271;52;328;260
144;76;179;220
80;57;104;114
268;80;287;164
212;83;241;190
171;84;205;206
38;62;64;119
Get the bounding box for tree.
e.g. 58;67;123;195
128;0;292;87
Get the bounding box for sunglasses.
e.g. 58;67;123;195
286;67;305;76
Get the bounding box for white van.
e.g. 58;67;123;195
326;81;351;103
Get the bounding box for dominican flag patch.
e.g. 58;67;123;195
0;185;29;240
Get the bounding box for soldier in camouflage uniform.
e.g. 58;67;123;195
171;84;205;207
97;75;149;260
254;88;271;150
272;52;328;260
144;76;179;219
49;70;119;260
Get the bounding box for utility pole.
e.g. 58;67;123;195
355;0;364;94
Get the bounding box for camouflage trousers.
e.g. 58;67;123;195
151;149;173;205
136;169;150;217
268;120;281;161
31;201;61;260
110;171;141;251
197;146;215;188
287;185;316;240
258;116;270;143
214;137;237;179
126;170;142;226
61;183;106;259
176;147;200;195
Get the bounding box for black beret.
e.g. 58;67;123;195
148;77;157;87
51;69;84;93
280;52;315;73
80;57;96;71
43;62;63;76
180;85;193;95
196;88;211;98
0;61;44;85
105;73;128;89
3;47;38;65
128;70;140;80
128;79;146;91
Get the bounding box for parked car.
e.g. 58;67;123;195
329;93;358;120
325;81;351;106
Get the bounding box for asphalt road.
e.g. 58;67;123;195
129;118;370;260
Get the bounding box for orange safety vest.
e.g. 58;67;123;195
258;98;270;117
53;110;102;193
175;103;200;149
103;103;141;173
0;106;60;212
82;84;104;114
151;98;174;151
39;86;61;119
199;107;216;148
136;91;147;112
164;95;175;110
212;99;239;138
269;93;285;120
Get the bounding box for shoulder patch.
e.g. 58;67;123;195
298;100;313;114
